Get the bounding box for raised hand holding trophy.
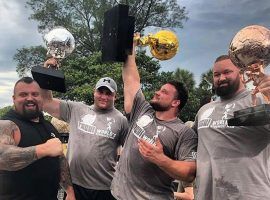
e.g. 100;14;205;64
31;27;75;93
227;25;270;126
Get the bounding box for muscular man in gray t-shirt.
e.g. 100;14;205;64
111;37;197;200
41;72;128;200
193;55;270;200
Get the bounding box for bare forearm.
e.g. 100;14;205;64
123;51;141;113
0;144;37;171
156;155;196;182
59;155;73;191
40;89;61;118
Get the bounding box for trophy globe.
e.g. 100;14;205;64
31;27;75;93
227;25;270;126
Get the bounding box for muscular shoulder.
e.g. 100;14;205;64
0;120;20;145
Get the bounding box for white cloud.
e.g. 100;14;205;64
0;71;18;107
0;0;42;108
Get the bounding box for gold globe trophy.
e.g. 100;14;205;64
227;25;270;126
136;30;179;60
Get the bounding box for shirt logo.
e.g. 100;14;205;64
78;113;116;139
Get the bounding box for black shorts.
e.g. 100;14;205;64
73;184;116;200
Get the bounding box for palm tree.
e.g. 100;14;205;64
174;68;196;91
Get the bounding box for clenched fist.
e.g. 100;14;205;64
36;138;63;158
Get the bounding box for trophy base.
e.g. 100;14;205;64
31;66;66;93
101;4;135;62
227;104;270;126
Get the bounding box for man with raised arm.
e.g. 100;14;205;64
41;58;128;200
110;35;198;200
0;77;75;200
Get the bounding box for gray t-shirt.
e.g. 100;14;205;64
193;89;270;200
111;90;197;200
60;101;128;190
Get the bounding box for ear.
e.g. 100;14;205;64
172;99;180;108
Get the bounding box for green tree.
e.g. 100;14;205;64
197;69;214;105
199;69;213;92
172;68;198;122
15;0;188;75
14;46;47;77
173;68;195;91
0;106;13;118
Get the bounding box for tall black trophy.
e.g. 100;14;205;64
101;4;179;62
227;25;270;126
101;4;135;62
31;27;75;93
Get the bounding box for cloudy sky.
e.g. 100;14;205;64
0;0;270;108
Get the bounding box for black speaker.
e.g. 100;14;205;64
31;66;66;93
101;4;135;62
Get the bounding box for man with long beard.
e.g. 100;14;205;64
0;77;75;200
193;55;270;200
111;37;198;200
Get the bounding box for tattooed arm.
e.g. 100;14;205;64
0;120;37;171
0;120;63;171
59;155;75;200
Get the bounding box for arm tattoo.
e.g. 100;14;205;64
0;120;38;171
59;155;73;190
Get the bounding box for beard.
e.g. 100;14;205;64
22;101;41;120
150;101;170;111
215;77;240;98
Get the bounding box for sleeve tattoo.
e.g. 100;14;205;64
0;120;38;171
59;155;73;190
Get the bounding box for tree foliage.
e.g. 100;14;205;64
14;0;188;75
174;68;195;91
13;46;47;77
0;106;13;118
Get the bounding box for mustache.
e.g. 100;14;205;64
217;80;229;86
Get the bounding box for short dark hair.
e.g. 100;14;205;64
14;77;36;93
215;55;230;63
167;81;188;111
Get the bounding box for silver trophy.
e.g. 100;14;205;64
227;25;270;126
31;27;75;92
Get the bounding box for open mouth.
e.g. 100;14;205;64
218;83;228;87
24;102;37;109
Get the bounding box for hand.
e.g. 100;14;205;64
255;74;270;102
138;137;165;165
65;187;76;200
44;58;59;69
133;32;140;46
36;138;63;158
